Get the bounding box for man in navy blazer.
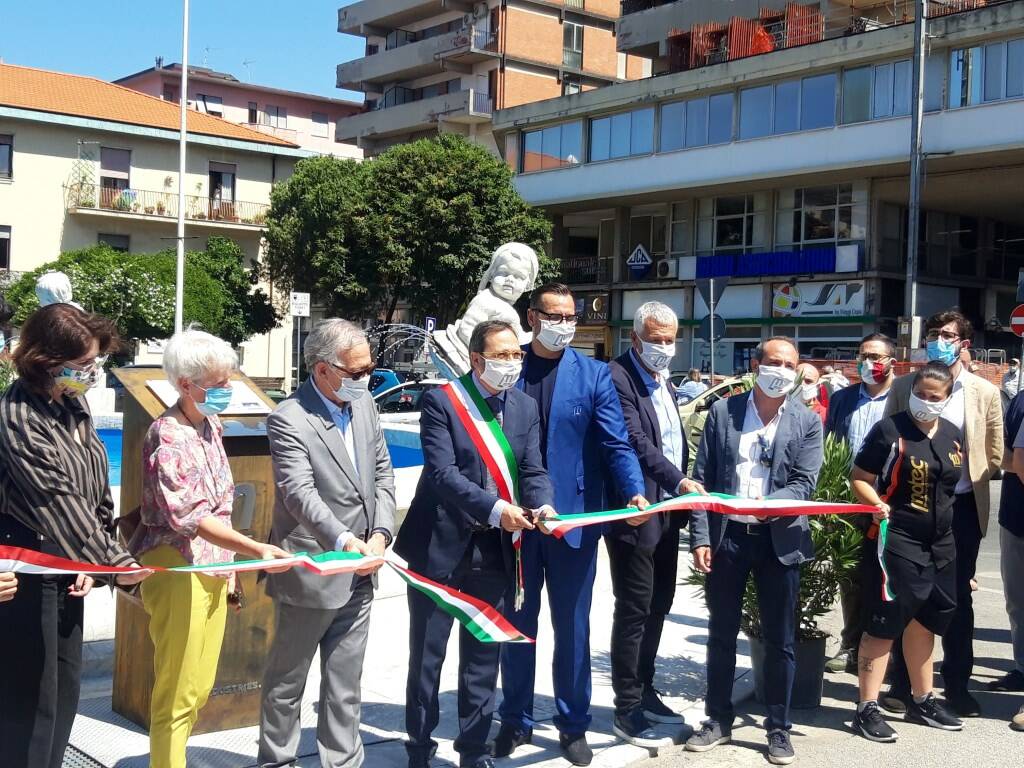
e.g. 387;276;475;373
397;320;554;768
496;283;646;766
605;301;706;749
685;337;822;766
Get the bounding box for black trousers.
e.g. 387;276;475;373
606;524;679;716
0;519;84;768
888;492;981;694
405;532;508;764
838;577;865;651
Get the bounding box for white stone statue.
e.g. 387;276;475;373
431;242;539;376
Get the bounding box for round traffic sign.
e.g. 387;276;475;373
1012;305;1024;337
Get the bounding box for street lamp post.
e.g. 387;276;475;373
174;0;190;333
904;0;927;323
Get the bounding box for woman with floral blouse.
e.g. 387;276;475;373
129;327;291;768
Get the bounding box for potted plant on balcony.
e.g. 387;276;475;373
685;433;862;708
144;205;155;215
156;200;166;215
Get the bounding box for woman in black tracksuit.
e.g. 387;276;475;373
849;362;963;743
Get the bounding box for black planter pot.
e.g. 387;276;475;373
749;634;827;709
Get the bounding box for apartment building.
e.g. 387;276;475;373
116;59;363;158
493;0;1024;369
0;63;309;388
336;0;651;155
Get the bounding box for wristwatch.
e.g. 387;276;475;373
370;527;393;548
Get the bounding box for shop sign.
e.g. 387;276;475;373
771;280;865;318
626;244;653;278
575;292;610;324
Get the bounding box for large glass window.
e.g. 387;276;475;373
685;97;709;147
985;42;1005;101
708;92;734;144
660;101;686;152
521;121;582;172
696;193;769;255
589;108;654;161
950;46;983;108
1009;39;1024;98
195;94;223;117
800;73;836;129
563;21;583;69
870;60;913;119
842;66;872;124
0;134;11;180
773;80;799;134
739;85;772;139
775;182;867;250
660;94;733;151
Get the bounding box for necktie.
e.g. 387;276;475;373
487;396;504;428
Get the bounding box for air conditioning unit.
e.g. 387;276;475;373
657;258;679;280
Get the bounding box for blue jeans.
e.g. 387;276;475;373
705;522;800;732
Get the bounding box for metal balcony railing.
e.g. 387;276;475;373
66;183;269;226
471;91;493;114
565;0;585;9
561;256;611;285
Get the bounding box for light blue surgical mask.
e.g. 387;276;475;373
926;337;959;366
194;384;233;416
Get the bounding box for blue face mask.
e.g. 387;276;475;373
926;337;959;366
194;385;233;416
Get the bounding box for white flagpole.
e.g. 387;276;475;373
174;0;190;333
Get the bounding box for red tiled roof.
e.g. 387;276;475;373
0;63;298;148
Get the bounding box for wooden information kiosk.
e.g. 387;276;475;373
111;367;278;733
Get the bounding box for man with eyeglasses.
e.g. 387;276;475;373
495;283;647;766
604;302;705;749
685;336;823;766
822;333;897;674
880;310;1003;717
260;318;396;768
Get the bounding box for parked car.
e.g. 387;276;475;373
679;376;752;471
369;368;405;396
373;379;447;423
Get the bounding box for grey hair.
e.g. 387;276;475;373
469;320;517;356
163;326;238;393
303;318;368;370
633;301;678;335
753;335;796;362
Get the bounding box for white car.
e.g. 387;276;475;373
373;379;447;424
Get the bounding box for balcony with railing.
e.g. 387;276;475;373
337;88;492;144
65;183;269;228
561;255;612;285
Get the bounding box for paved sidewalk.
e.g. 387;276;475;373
68;544;751;768
632;522;1024;768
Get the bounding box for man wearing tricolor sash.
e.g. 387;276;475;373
496;283;647;767
397;320;554;768
685;336;822;766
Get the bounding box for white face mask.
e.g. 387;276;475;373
537;319;575;352
334;376;369;402
479;357;522;392
909;392;949;422
755;364;797;398
639;340;675;372
800;383;818;402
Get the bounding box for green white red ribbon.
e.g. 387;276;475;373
876;518;896;602
0;546;533;644
442;374;528;609
538;492;877;538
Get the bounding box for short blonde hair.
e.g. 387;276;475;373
162;327;238;392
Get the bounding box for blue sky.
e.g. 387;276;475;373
0;1;365;101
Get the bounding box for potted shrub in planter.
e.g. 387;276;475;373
686;434;862;708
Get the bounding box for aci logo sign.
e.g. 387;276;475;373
626;244;653;278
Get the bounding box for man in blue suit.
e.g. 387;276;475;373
684;336;822;766
397;320;554;768
496;283;647;766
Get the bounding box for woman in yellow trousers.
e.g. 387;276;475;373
129;328;291;768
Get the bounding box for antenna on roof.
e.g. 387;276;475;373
202;46;220;67
155;56;164;69
242;59;256;81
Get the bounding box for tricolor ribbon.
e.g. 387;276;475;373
442;374;528;610
0;546;533;644
537;492;877;538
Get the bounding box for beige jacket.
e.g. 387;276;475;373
884;369;1003;535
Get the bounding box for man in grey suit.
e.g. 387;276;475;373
684;337;822;766
258;319;396;768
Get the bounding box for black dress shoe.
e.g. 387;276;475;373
944;688;982;717
559;732;593;766
460;757;495;768
407;753;431;768
491;724;532;757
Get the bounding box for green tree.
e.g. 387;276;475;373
5;240;278;344
262;155;369;314
262;134;555;324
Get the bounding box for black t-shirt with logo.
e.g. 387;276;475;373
854;411;962;568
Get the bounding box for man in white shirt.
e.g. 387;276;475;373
686;337;823;766
605;302;705;749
